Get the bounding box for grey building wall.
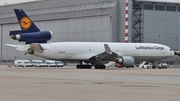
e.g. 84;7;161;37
2;0;180;65
140;2;180;64
0;0;120;63
143;7;180;50
110;1;119;42
2;15;111;61
37;15;111;42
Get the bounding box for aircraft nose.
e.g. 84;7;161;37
171;51;175;56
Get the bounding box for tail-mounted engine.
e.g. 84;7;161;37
10;30;53;44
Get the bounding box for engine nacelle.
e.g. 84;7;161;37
174;51;180;56
10;30;53;44
115;56;135;67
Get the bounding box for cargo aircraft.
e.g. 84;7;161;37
6;9;177;69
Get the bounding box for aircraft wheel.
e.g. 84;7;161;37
95;65;106;69
76;65;91;69
77;65;81;69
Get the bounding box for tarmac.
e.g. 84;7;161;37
0;66;180;101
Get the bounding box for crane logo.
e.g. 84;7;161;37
20;17;32;29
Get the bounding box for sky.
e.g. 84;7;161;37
0;0;38;6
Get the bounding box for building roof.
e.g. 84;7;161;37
0;0;117;24
135;0;180;4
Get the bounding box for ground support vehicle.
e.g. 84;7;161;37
139;61;153;69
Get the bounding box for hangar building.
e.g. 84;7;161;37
0;0;180;65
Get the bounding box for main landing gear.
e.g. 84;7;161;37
76;65;92;69
76;61;106;69
76;65;106;69
95;65;106;69
76;61;92;69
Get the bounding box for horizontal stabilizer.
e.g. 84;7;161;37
5;44;17;48
16;45;30;51
6;43;44;54
5;44;29;52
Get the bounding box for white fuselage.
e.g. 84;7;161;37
32;42;174;62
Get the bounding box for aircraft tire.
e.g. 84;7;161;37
76;65;91;69
95;65;106;69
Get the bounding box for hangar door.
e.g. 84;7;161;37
143;3;180;50
41;15;111;42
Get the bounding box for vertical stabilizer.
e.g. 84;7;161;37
14;9;40;32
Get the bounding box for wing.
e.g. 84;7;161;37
88;44;119;62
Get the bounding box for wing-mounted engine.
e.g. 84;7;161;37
10;30;53;44
88;44;135;68
115;56;135;67
174;51;180;56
